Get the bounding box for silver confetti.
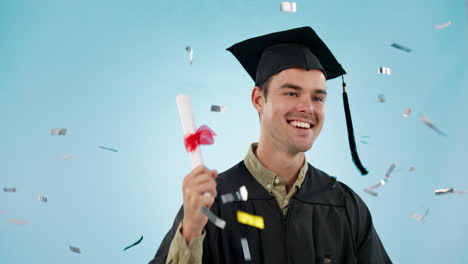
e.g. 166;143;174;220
8;218;28;225
69;246;81;254
435;187;454;195
63;154;74;160
3;187;16;192
420;114;447;136
186;46;193;65
51;128;67;136
200;206;226;229
98;146;119;152
280;1;297;13
364;179;386;196
403;108;411;117
391;43;412;53
38;195;48;203
210;104;227;113
378;94;385;103
378;67;392;75
384;162;397;180
364;163;397;196
240;237;251;261
221;186;248;204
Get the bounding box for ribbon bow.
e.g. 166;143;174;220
184;125;216;152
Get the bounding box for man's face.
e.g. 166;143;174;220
252;68;327;154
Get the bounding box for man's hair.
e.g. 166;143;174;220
256;77;273;120
257;76;272;101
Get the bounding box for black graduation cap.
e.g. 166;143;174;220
227;26;368;175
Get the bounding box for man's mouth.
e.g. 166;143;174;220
287;120;313;130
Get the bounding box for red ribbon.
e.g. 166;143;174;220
184;125;217;152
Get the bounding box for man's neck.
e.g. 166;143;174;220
255;141;305;192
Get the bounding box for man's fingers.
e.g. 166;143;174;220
191;181;217;197
202;194;216;208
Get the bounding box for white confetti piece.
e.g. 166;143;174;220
411;209;430;222
435;20;452;29
378;67;392;75
280;1;296;13
403;108;411;117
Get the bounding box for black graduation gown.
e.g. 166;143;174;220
150;161;392;264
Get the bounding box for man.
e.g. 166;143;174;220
150;26;392;264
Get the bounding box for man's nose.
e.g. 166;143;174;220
297;96;314;114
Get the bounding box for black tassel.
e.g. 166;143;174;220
342;76;368;175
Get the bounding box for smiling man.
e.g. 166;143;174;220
150;27;391;264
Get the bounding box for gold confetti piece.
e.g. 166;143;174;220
237;210;264;229
280;1;297;13
51;128;67;136
408;166;416;172
69;246;81;254
403;108;411;117
378;67;392;75
8;218;28;225
435;20;452;29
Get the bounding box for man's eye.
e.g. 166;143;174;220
313;96;324;102
286;92;297;97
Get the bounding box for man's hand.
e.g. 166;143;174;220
181;165;218;242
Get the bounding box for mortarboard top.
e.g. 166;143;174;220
226;26;368;175
226;26;346;85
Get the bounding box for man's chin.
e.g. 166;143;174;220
292;142;313;153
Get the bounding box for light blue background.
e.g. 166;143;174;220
1;0;467;263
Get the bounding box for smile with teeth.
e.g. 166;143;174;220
288;120;312;129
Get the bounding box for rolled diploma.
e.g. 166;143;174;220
176;94;204;169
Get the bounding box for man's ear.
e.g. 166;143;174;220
251;86;265;115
